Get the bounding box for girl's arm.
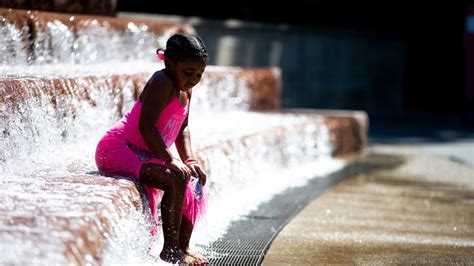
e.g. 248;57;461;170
175;115;193;162
139;72;175;163
175;89;194;162
175;90;207;185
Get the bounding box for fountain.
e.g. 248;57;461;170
0;8;367;265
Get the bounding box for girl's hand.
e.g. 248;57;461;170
169;158;191;182
185;162;207;186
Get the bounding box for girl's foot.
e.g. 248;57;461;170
159;247;198;264
185;248;209;264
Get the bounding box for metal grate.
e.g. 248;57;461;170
193;168;347;265
192;155;403;265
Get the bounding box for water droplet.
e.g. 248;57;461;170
85;254;93;262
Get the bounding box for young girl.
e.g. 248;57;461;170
95;33;209;265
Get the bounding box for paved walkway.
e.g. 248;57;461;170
262;146;474;265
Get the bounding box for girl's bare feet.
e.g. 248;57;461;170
159;247;182;264
179;253;201;265
160;247;206;265
185;248;209;264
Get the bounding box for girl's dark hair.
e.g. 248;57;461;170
162;33;208;62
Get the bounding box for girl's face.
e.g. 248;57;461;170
169;58;206;91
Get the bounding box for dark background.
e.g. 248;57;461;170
0;0;472;148
0;0;472;117
116;0;471;115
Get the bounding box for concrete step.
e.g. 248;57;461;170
0;8;195;65
0;7;369;265
0;64;280;113
0;62;367;265
0;174;142;265
0;109;366;265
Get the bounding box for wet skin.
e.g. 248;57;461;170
138;57;208;264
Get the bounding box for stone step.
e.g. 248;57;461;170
0;64;280;112
1;174;142;265
1;0;118;16
0;8;195;65
0;61;367;265
0;7;368;265
0;108;365;265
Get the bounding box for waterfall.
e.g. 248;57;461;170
0;8;345;265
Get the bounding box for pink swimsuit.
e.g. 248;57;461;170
95;95;206;234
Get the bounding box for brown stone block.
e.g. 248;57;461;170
0;0;118;16
325;116;366;157
0;72;149;141
278;108;369;156
0;66;281;111
0;8;31;63
0;174;143;265
200;66;281;111
0;8;196;64
0;107;342;265
240;67;281;111
0;72;148;106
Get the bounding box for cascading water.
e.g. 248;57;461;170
0;9;345;265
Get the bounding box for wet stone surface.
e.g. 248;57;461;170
263;148;474;265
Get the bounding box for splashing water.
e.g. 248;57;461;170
0;16;29;64
0;62;344;265
0;12;345;265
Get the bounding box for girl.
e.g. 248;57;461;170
95;33;209;265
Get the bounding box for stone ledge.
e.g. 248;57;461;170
0;8;196;64
277;108;368;157
1;174;142;265
1;1;118;16
0;65;366;265
0;65;281;113
0;109;365;265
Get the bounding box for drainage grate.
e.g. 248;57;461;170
193;167;348;265
192;155;403;265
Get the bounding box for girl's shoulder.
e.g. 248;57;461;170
149;70;175;95
139;70;174;103
150;70;173;88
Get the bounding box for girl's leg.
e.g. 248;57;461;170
179;216;209;264
178;216;193;250
139;163;192;263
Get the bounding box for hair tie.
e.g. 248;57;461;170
156;49;165;61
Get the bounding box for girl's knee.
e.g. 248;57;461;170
162;167;186;189
140;163;187;192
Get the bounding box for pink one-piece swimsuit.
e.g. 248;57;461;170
95;95;206;235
